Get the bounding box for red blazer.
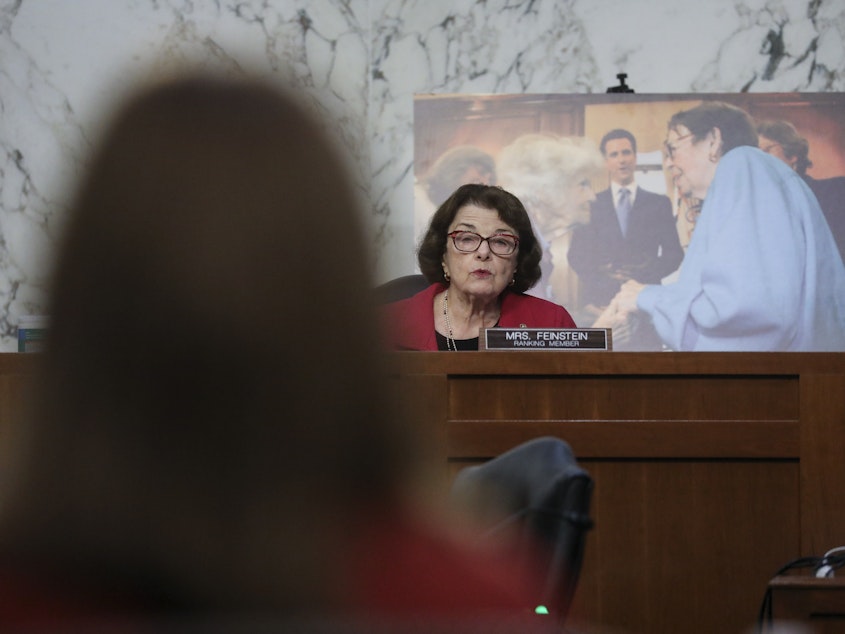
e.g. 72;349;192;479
382;283;576;351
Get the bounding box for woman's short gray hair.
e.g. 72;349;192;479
497;134;604;190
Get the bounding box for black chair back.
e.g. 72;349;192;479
374;274;429;304
451;437;594;626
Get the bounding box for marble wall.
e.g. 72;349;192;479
0;0;843;351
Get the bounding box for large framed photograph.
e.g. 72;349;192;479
413;93;845;351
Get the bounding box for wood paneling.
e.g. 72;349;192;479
769;576;845;633
0;352;841;633
800;373;845;555
576;460;799;633
392;351;845;634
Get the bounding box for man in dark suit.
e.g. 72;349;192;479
568;128;684;312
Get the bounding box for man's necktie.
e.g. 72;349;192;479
617;187;631;236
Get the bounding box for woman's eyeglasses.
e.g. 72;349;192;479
663;133;694;160
447;230;519;256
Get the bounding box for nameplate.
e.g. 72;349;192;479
480;328;612;351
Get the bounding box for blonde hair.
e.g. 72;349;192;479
497;134;604;228
498;134;604;190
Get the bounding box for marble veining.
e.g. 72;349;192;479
0;0;843;350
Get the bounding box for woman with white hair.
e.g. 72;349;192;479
497;134;604;310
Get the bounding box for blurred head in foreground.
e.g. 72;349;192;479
0;72;416;615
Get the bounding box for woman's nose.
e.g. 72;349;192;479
475;240;492;257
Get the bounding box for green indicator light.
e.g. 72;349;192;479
535;605;550;615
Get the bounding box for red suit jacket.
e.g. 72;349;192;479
382;283;576;351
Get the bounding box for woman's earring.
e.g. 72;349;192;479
443;270;450;282
709;140;722;163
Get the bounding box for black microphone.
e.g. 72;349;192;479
607;73;635;93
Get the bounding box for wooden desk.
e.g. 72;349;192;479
769;576;845;632
1;352;842;632
391;352;845;634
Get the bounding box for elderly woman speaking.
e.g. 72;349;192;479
600;101;845;351
383;184;576;351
